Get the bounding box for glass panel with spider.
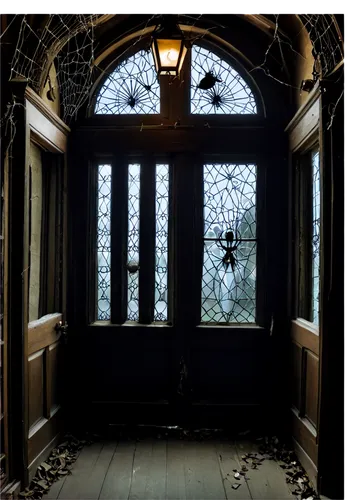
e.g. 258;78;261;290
95;49;160;115
191;45;257;115
202;163;257;323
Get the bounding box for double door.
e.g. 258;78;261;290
69;145;277;428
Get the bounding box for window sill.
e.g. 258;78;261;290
89;320;172;328
293;317;319;336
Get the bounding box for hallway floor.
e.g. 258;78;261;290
46;438;297;500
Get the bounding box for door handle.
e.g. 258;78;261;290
55;320;68;342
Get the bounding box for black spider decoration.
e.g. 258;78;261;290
197;70;222;90
218;230;241;271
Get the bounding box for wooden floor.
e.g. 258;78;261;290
47;439;295;500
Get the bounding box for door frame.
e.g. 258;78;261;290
6;84;69;485
67;116;288;430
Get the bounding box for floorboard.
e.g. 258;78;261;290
99;441;136;500
215;440;252;500
46;438;297;500
235;441;294;500
58;441;116;500
182;440;226;500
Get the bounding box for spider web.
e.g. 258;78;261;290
191;45;257;115
95;49;160;115
202;164;257;323
2;14;101;124
300;15;343;77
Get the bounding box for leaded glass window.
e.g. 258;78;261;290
202;164;257;323
95;49;160;115
312;151;320;325
154;164;169;321
94;44;259;117
191;45;257;115
97;164;112;320
127;164;141;320
96;162;170;323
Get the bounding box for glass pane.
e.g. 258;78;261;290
202;164;257;323
128;164;141;321
97;164;112;320
191;45;257;115
312;151;320;325
154;164;169;321
29;142;43;322
95;49;160;115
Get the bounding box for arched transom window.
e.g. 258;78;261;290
94;43;258;116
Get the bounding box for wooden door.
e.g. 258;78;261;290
287;87;321;489
68;136;283;430
26;142;67;481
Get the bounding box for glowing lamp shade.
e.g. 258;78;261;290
151;37;187;76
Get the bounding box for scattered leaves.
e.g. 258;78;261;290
255;435;319;499
19;434;90;500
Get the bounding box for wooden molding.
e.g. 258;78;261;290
291;407;318;465
25;87;70;137
27;433;61;484
285;82;320;152
28;313;62;356
292;438;318;491
285;81;320;133
0;480;21;499
291;318;319;356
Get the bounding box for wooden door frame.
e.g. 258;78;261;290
5;84;69;485
286;83;321;489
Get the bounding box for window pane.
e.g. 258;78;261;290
191;45;257;115
29;142;43;322
154;164;169;321
95;50;160;115
97;164;112;320
128;164;141;320
312;151;320;325
202;164;257;323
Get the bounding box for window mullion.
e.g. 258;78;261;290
193;159;204;326
139;158;156;324
111;156;128;324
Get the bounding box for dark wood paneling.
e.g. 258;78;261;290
291;408;318;466
49;342;61;410
291;342;302;411
304;350;319;427
74;127;280;157
28;407;62;465
27;313;64;480
28;313;62;356
292;438;318;491
291;319;319;356
25;88;70;154
285;84;320;153
28;351;45;429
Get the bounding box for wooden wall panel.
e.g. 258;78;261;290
291;319;319;356
304;350;319;427
28;351;45;428
291;342;302;411
49;342;61;410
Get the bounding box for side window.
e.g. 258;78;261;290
297;148;321;326
201;163;257;323
28;143;63;322
96;162;170;322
